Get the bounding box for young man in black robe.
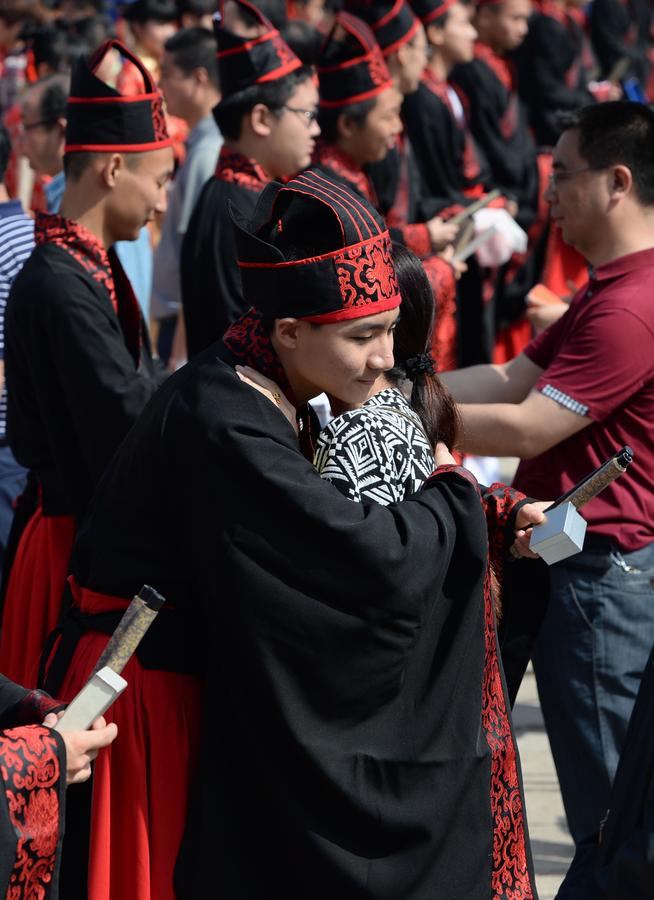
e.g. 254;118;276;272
589;0;650;90
313;10;460;368
0;673;117;900
48;168;544;899
180;0;319;358
450;0;538;231
516;0;603;148
0;40;172;689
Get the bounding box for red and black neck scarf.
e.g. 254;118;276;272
223;308;319;460
312;140;378;207
35;212;142;365
214;146;271;192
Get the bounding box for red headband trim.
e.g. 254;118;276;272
65;138;174;152
380;16;421;56
302;292;401;323
421;0;457;23
318;82;393;107
217;28;282;57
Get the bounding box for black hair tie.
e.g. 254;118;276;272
403;352;436;381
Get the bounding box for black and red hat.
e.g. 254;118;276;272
317;11;394;108
344;0;421;57
230;167;401;323
409;0;457;25
65;40;171;153
215;0;302;98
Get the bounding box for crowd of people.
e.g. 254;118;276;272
0;0;652;897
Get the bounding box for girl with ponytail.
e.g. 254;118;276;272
239;242;461;505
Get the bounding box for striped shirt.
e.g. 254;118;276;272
0;202;35;441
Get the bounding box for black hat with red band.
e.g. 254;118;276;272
230;167;401;323
344;0;421;57
215;0;302;98
317;11;394;108
65;39;172;153
409;0;457;25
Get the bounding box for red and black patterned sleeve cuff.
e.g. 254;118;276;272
13;690;66;726
0;725;65;899
400;223;432;258
482;482;532;559
427;464;481;492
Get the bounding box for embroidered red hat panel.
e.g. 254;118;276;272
317;11;394;107
65;39;172;153
231;167;401;322
215;0;302;97
344;0;421;57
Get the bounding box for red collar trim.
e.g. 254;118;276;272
312;142;377;205
215;147;270;191
474;41;515;92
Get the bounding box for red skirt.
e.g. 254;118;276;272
0;504;75;688
57;582;204;900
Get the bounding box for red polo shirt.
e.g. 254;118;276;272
513;246;654;552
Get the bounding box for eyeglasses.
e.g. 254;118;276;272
282;105;319;126
548;166;599;189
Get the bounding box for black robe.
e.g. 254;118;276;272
400;75;492;208
517;7;594;147
4;217;164;523
0;676;66;899
589;0;650;86
64;332;537;899
451;46;540;232
180;148;270;358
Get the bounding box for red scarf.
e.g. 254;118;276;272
223;308;319;460
35;212;142;365
215;146;270;192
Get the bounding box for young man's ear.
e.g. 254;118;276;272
426;22;445;48
273;318;302;349
250;103;275;138
100;153;126;188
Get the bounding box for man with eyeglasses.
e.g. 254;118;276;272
441;100;654;888
19;73;68;212
181;0;320;358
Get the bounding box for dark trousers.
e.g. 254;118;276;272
533;540;654;859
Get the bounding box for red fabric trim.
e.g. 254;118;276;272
402;223;432;257
380;17;421;57
0;725;62;898
302;292;401;322
474;42;515;92
374;0;406;30
239;230;392;268
420;0;457;24
65;138;173;152
57;618;203;900
296;168;382;236
312;142;378;206
215;146;270;191
217;28;284;57
319;84;393;108
67;92;159;104
257;57;304;82
0;504;75;689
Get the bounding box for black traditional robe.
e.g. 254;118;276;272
57;313;537;899
517;5;594;147
5;213;163;524
0;212;165;688
451;43;540;231
401;72;492;207
180;147;270;358
0;676;66;900
589;0;650;87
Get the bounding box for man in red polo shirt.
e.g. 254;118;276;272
442;100;654;884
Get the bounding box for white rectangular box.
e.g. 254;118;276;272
529;501;587;566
